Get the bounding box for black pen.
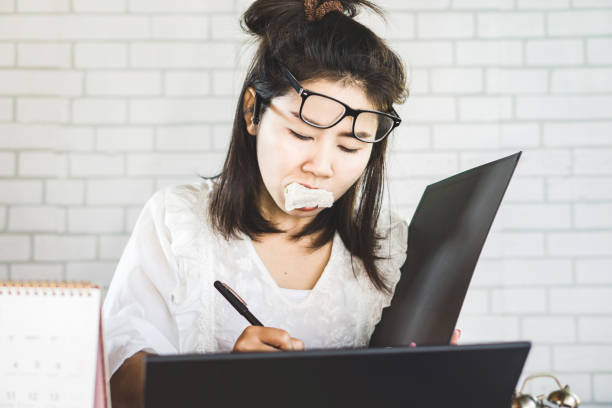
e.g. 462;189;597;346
214;280;263;326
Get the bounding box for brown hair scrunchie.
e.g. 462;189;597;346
304;0;344;22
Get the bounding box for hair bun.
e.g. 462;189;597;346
241;0;381;39
304;0;343;22
241;0;302;39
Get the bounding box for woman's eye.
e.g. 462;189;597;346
290;130;312;141
339;146;359;154
290;129;360;153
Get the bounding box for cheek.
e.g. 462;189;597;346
258;131;293;168
256;125;301;186
335;150;372;193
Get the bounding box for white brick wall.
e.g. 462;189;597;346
0;98;12;121
0;70;83;95
99;235;129;259
96;127;153;151
0;180;42;203
0;0;14;13
46;179;85;205
164;72;211;96
75;43;128;68
11;263;63;281
588;38;612;64
18;0;70;13
0;152;15;175
0;235;30;261
0;0;611;403
152;16;209;39
72;0;126;13
156;125;211;150
17;98;70;123
478;13;545;37
86;179;153;205
67;207;124;233
577;259;612;284
86;71;162;96
18;43;72;68
0;206;6;230
69;153;124;176
526;39;584;66
9;206;65;232
73;99;127;124
19;152;68;177
34;235;96;261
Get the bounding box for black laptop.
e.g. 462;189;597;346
145;342;530;408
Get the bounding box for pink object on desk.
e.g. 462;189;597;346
94;310;110;408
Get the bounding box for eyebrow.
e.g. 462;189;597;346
337;131;359;139
290;111;365;139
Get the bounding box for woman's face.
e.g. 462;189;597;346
247;78;375;231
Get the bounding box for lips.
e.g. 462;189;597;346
297;182;319;190
297;206;318;211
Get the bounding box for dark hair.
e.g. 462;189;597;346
206;0;407;293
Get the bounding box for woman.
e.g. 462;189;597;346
103;0;460;406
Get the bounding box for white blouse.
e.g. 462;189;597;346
102;181;408;376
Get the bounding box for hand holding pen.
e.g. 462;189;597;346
214;280;305;352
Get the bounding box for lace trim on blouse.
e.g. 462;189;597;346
163;180;408;353
164;180;216;353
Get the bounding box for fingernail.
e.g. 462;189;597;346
457;329;461;335
409;342;416;347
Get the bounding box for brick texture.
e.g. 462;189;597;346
0;2;611;404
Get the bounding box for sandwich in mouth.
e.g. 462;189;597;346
283;182;334;211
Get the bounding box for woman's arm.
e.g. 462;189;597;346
110;351;152;408
103;188;182;400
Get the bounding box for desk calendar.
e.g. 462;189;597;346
0;281;109;408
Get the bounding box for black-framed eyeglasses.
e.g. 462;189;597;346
280;66;402;143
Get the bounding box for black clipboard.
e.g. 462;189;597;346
370;152;521;347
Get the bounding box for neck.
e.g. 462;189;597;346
257;184;317;235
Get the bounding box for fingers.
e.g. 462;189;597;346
409;328;462;349
233;326;305;353
252;343;283;352
291;337;305;351
450;329;462;345
258;327;299;351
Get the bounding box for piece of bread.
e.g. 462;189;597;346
284;182;334;211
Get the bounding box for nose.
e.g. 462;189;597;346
301;138;334;178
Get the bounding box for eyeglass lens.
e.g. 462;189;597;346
301;94;394;142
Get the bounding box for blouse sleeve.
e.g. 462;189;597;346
102;189;180;377
356;208;409;345
376;209;409;287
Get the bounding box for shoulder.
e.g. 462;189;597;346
375;208;408;251
149;179;216;213
143;179;216;228
144;179;218;256
373;208;409;285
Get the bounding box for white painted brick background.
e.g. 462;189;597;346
0;0;611;403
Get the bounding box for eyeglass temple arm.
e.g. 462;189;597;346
252;94;261;125
281;66;303;94
390;107;401;124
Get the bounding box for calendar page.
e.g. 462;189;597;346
0;282;102;408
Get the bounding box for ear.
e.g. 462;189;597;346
243;86;258;136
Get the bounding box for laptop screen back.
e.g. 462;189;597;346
144;342;530;408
